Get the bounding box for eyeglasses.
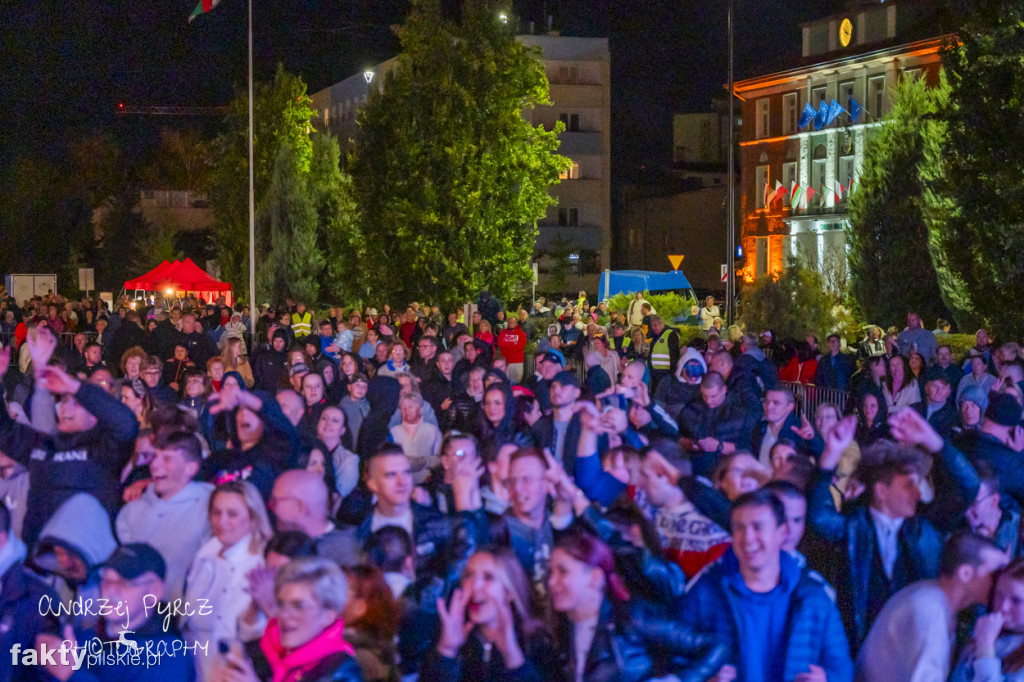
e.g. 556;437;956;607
276;599;325;617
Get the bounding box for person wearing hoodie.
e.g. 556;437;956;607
682;490;853;682
735;332;779;392
339;374;370;450
0;500;60;682
200;379;301;501
30;493;118;631
653;347;706;422
37;542;196;682
0;336;139;546
116;431;213;602
252;329;289;392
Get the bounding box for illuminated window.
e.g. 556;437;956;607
782;162;797;207
755;165;768;209
559;162;581;180
756;98;770;139
782;93;798;135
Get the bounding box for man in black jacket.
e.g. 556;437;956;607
352;444;484;580
914;371;958;438
0;332;138;546
530;370;585;475
110;312;145;369
176;312;217;370
252;329;289;392
679;371;755;477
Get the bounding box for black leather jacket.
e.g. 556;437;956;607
554;599;727;682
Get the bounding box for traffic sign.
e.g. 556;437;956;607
668;254;684;270
721;264;728;282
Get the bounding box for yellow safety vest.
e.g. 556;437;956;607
292;311;312;337
650;331;672;370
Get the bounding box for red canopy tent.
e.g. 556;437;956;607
123;260;179;290
124;258;233;305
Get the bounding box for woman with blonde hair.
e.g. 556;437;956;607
423;547;554;681
221;336;255;388
183;480;271;680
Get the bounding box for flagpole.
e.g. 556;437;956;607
726;0;735;326
247;0;256;335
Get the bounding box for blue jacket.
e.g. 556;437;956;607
682;549;853;682
814;352;856;391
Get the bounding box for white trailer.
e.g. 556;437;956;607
5;274;57;303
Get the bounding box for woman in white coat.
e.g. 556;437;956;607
182;480;272;681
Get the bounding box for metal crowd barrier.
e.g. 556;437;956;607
780;380;852;418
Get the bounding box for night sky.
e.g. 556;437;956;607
1;0;845;180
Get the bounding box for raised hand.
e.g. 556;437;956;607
643;448;681;485
794;664;827;682
450;450;484;511
888;406;943;453
36;366;81;396
27;326;57;375
485;595;526;669
436;588;472;658
209;382;241;415
972;612;1005;654
244;565;278;618
820;414;857;470
794;415;816;441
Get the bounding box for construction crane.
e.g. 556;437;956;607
115;103;228;116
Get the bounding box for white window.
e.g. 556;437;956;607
811;159;826;206
782;93;798;135
839;156;855;196
756;98;770;139
903;68;922;82
782;162;797;207
755;165;769;209
869;76;886;118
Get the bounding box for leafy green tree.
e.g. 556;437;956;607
141;128;213;193
923;4;1024;337
258;141;324;305
740;263;837;340
349;0;570;306
847;73;950;329
308;132;360;304
209;64;315;302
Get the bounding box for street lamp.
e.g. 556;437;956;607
726;0;736;325
498;12;508;24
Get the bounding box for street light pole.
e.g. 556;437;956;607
247;0;256;335
726;0;736;325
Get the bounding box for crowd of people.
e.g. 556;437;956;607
2;288;1024;682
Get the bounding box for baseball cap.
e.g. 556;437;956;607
683;359;705;379
350;373;369;385
289;362;311;377
552;370;580;389
538;350;566;368
101;543;166;581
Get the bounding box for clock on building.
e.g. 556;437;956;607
839;18;853;47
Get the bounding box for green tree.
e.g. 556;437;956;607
209;64;315;302
349;0;570;306
141;128;213;192
258;140;324;305
308;132;360;304
847;73;950;329
923;4;1024;337
740;263;838;340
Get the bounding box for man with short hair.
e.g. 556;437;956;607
679;371;753;477
736;331;779;391
270;470;360;567
751;388;824;466
962;462;1023;557
177;312;217;370
897;311;938;362
807;409;979;649
116;431;213;601
291;301;312;340
352;445;483;579
814;334;855;391
914;372;958;437
956;392;1024;506
933;344;963;392
411;335;440;383
855;532;1007;681
683;489;853;682
647;316;680;392
37;543;195;681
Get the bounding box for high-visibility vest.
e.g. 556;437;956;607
650;330;672;370
292;311;312;337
